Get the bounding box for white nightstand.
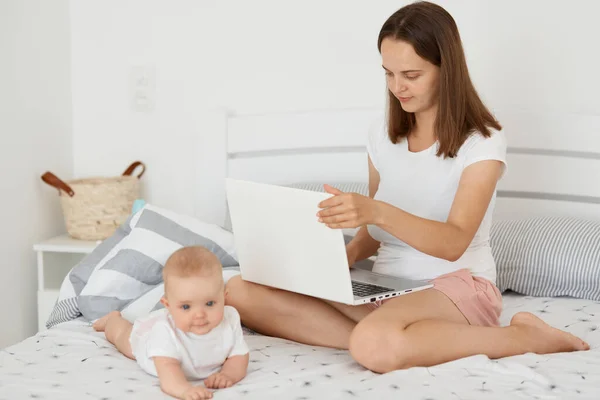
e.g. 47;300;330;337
33;234;99;331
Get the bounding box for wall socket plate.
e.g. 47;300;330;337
129;65;156;113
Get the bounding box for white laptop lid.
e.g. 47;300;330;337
225;178;355;304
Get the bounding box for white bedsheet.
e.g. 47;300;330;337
2;293;599;400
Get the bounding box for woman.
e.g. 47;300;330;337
226;1;589;373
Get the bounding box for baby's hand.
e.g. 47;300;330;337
182;386;213;400
204;372;234;389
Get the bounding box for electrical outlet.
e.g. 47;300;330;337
129;65;156;112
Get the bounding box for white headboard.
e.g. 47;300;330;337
227;108;376;184
198;108;600;226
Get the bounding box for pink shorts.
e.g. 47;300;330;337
366;268;503;327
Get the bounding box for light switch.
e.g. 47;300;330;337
129;65;156;113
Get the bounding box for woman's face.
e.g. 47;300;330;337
380;38;440;115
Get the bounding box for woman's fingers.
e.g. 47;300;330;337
318;194;344;209
321;215;350;225
317;204;349;219
320;210;358;225
326;221;358;229
323;184;344;195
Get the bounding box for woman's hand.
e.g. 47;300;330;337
317;185;382;229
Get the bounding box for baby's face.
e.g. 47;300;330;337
162;273;225;335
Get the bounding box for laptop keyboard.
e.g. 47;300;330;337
351;281;394;297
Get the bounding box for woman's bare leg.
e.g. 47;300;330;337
93;311;135;360
349;289;590;373
225;275;372;349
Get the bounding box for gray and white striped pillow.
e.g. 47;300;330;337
47;204;239;327
491;216;600;301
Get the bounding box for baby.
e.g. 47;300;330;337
93;246;249;400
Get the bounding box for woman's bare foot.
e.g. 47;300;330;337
510;312;590;354
93;311;121;332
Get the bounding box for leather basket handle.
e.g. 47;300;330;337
122;161;146;179
41;172;75;197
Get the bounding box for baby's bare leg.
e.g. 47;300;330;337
93;311;135;360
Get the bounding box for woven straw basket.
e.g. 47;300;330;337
41;161;146;240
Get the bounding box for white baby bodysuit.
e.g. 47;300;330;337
129;306;249;380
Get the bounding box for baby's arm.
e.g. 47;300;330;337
204;353;249;389
221;353;250;382
154;357;212;400
205;307;250;389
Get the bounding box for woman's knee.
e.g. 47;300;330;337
224;275;249;308
349;321;412;373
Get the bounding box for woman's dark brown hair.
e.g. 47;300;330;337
378;1;501;158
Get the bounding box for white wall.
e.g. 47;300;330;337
0;0;73;347
69;0;600;224
0;0;594;345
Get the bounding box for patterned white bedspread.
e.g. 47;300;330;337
2;293;599;400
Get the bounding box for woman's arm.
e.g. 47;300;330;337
319;160;504;262
345;157;381;265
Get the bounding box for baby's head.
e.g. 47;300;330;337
160;246;225;335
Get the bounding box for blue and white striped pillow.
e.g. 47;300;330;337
491;216;600;301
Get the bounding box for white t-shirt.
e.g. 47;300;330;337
366;118;507;284
129;306;249;380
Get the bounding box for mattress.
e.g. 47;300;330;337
2;293;599;400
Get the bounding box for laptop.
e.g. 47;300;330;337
225;178;433;305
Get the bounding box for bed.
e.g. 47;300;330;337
3;108;600;399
